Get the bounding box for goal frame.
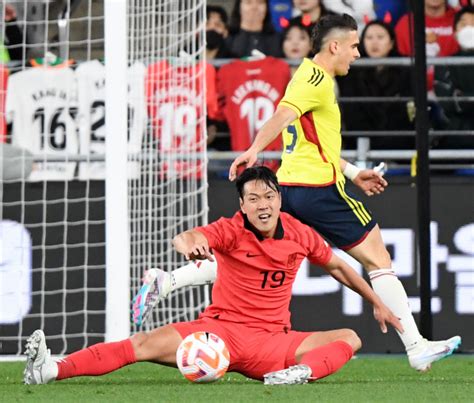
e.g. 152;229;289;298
104;0;130;342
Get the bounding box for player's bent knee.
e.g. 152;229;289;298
341;329;362;352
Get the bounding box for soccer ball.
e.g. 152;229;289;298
176;331;230;383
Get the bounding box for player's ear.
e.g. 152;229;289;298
239;197;246;214
329;39;339;54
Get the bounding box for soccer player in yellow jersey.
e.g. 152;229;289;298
131;14;460;372
227;13;460;371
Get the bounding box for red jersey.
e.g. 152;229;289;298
395;8;459;57
0;65;8;142
217;57;290;171
146;60;218;178
196;211;332;331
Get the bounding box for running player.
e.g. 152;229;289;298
24;167;402;386
135;13;461;371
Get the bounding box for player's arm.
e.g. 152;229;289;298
172;229;215;261
322;253;403;334
228;106;297;181
340;158;388;197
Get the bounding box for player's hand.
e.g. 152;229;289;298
184;245;214;262
228;149;258;181
353;169;388;197
373;303;404;334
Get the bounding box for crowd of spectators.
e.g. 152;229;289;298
203;0;474;156
2;0;473;168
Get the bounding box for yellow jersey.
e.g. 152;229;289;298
277;58;344;186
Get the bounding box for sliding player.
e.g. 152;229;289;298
25;167;401;385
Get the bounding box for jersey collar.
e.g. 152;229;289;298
241;212;284;241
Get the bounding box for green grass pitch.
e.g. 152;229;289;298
2;355;472;402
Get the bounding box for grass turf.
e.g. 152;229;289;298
2;355;472;402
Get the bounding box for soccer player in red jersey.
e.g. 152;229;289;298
24;167;402;386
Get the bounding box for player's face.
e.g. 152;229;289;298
283;26;312;59
239;179;282;239
363;24;393;58
334;30;360;76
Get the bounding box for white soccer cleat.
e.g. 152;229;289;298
131;268;172;326
408;335;461;372
263;364;314;385
23;330;58;385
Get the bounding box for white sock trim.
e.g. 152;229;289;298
368;268;396;281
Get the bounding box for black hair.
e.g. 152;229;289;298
206;5;228;26
236;166;280;199
359;20;398;58
282;20;312;41
229;0;276;35
311;13;358;54
281;20;313;57
454;5;474;30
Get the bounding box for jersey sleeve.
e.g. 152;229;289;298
306;227;333;266
195;217;238;253
279;67;327;118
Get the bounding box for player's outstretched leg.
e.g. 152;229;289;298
369;268;462;371
23;330;137;384
23;326;181;384
349;226;461;371
24;330;58;384
132;259;218;326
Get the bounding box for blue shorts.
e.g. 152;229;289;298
281;181;377;250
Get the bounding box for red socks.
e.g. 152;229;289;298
300;341;353;380
55;339;352;381
57;339;137;380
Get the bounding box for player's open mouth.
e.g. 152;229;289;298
258;213;271;222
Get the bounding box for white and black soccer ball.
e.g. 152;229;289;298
176;331;230;383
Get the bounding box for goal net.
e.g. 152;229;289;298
128;0;209;332
0;0;208;356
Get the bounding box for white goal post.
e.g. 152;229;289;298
104;0;130;342
0;0;209;356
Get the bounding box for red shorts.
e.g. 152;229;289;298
172;317;313;380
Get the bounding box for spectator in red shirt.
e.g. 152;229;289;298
395;0;459;57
